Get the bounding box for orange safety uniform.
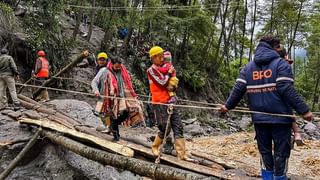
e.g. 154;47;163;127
147;65;170;103
36;57;49;78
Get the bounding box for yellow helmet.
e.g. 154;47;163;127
97;52;108;59
149;46;164;58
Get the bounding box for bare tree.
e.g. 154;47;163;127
87;0;96;42
239;0;247;67
248;0;257;62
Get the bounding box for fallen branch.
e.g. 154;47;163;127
18;118;134;157
0;129;41;180
42;130;208;180
191;152;237;169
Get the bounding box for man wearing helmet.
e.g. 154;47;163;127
147;46;191;161
95;52;109;75
33;50;50;102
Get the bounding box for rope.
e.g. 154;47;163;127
15;83;320;121
155;105;173;164
51;76;91;86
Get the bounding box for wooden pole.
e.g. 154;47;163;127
41;130;209;180
0;129;41;180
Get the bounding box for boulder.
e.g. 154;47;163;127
238;115;252;130
48;99;103;128
304;122;318;134
184;124;204;136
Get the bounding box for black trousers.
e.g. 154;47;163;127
153;104;183;139
254;123;292;176
111;110;129;135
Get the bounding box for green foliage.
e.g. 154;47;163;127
0;2;13;14
181;64;207;91
219;58;248;95
0;2;16;31
22;0;74;72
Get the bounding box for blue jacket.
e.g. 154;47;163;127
226;42;309;124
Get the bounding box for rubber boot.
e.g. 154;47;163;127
174;138;192;161
151;135;163;156
261;169;273;180
274;175;287;180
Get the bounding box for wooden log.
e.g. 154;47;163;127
41;130;209;180
18;94;41;105
120;141;232;178
18;118;134;157
73;126;231;178
0;129;41;179
18;99;78;128
121;136;225;171
32;50;90;98
18;94;82;125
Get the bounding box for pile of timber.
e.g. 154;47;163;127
11;95;253;180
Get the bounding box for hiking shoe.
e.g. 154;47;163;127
13;103;21;111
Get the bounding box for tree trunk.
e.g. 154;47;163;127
72;6;82;40
101;0;114;51
248;0;257;62
19;118;134;157
312;75;320;111
222;0;240;65
270;0;274;33
32;50;90;98
239;0;247;67
123;0;140;55
213;0;230;65
287;0;303;58
86;0;96;42
41;130;208;180
0;129;41;180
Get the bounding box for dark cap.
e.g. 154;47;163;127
111;56;123;64
0;48;8;54
260;34;280;48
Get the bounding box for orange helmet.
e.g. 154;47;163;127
37;50;46;57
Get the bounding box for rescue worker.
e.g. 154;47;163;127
95;52;108;75
0;48;20;110
92;52;111;132
147;46;190;161
33;50;50;102
220;35;313;180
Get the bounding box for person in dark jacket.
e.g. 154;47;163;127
276;46;303;146
220;35;313;180
0;48;20;110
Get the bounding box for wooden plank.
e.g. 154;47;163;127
18;118;134;157
72;126;235;179
117;140;234;179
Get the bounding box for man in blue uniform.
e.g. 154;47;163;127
220;35;313;180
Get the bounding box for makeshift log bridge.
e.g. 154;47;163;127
16;95;245;179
